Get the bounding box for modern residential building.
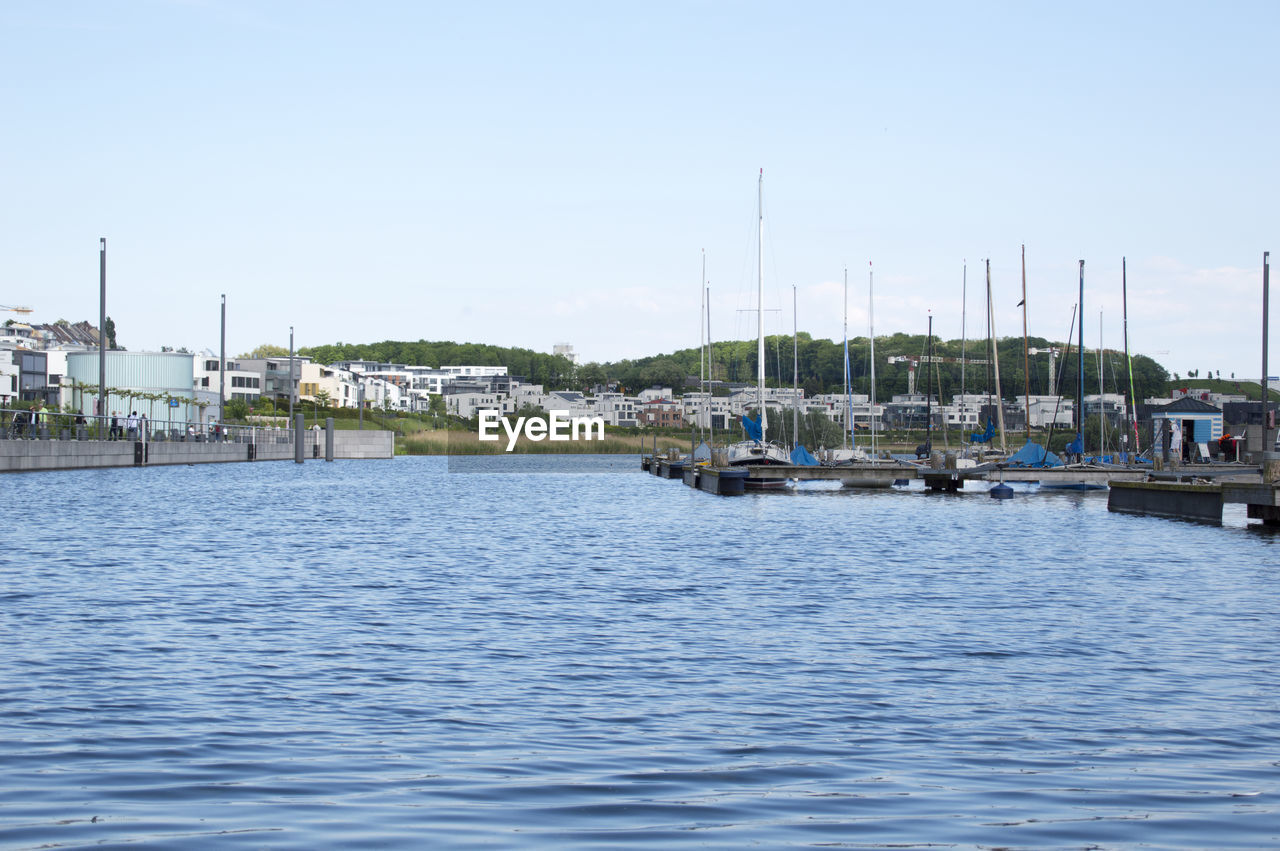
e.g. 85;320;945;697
194;355;262;406
637;397;683;428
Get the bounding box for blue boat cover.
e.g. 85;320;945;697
693;441;711;461
1006;441;1063;468
969;419;995;443
790;444;819;466
741;414;762;441
1065;433;1084;456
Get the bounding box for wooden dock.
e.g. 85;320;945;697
645;452;1280;526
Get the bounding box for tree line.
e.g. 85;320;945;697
584;332;1170;404
292;334;1170;405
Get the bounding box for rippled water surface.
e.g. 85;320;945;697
3;455;1279;848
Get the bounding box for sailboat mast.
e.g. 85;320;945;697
1077;260;1085;447
1099;309;1105;456
707;285;714;448
960;261;967;400
987;259;1008;454
1264;252;1271;452
1022;245;1030;444
843;267;850;452
699;250;706;450
926;312;933;454
1122;257;1139;457
757;169;766;442
869;261;877;458
793;284;799;450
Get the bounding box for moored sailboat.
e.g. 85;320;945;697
725;170;790;475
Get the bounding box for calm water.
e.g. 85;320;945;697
2;455;1279;849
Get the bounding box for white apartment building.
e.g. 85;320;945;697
194;354;262;405
592;392;638;427
1082;393;1128;424
681;392;734;431
812;393;881;431
447;391;506;419
1026;395;1075;428
637;387;673;403
359;374;406;410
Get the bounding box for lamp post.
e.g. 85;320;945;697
98;238;106;418
288;326;294;424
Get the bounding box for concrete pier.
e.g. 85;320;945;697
1108;480;1224;523
1222;482;1280;525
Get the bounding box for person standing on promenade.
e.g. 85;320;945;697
126;411;139;440
110;411;122;440
29;401;44;439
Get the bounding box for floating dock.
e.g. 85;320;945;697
647;451;1280;525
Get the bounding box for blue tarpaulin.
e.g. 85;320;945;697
1006;441;1063;468
741;415;762;441
790;444;819;466
1065;433;1084;456
969;419;995;443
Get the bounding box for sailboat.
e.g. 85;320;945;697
726;170;790;472
825;267;870;465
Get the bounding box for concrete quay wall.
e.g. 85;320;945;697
1107;480;1224;523
335;430;395;460
0;430;393;474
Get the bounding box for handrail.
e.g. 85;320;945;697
0;407;301;445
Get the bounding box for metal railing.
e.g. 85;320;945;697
0;408;304;446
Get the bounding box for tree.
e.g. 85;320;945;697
103;316;118;349
224;398;249;421
241;343;289;359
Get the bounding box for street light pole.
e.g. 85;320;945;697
288;326;294;424
98;238;106;418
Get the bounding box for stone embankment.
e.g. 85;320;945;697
0;429;393;473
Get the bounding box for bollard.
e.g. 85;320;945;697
294;414;305;464
325;417;334;462
1263;452;1280;484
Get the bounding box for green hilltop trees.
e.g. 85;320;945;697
294;335;1170;406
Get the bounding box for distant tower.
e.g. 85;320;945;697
553;343;577;364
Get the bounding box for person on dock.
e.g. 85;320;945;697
29;401;43;438
126;411;138;440
110;411;122;440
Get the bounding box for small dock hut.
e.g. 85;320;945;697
1150;397;1223;462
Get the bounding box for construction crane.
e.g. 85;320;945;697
887;355;991;396
1;304;33;315
1028;348;1061;396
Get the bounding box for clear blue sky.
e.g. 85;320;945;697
3;1;1276;382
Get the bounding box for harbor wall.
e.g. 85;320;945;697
0;430;394;474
